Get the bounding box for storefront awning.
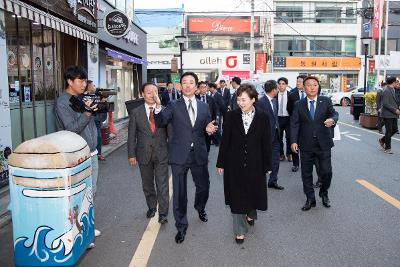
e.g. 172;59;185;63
106;48;148;65
1;0;98;44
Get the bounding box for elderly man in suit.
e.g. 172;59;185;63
378;77;400;154
128;82;171;224
291;76;338;211
154;72;218;244
257;80;284;190
287;75;308;172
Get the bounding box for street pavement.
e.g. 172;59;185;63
1;107;399;266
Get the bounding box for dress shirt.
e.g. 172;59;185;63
278;90;289;117
144;103;156;120
200;94;207;104
266;94;275;113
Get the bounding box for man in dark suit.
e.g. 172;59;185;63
208;82;225;146
277;77;291;162
217;79;231;113
128;83;171;224
376;84;385;134
197;81;218;152
229;77;241;111
167;81;181;101
154;72;218;243
257;80;284;190
378;77;400;154
287;75;307;172
290;76;338;211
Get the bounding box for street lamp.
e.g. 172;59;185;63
175;35;186;76
361;36;372;113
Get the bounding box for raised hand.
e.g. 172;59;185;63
153;87;161;108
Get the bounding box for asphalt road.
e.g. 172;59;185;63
1;107;399;266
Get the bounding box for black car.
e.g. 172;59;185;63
350;92;364;120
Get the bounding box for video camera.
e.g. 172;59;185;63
69;89;116;114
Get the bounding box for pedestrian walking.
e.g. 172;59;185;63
376;83;385;134
217;79;231;112
153;72;218;244
208;82;225;145
290;76;338;211
378;77;400;154
216;83;272;244
229;77;241;111
276;77;291;162
257;80;284;190
128;82;171;224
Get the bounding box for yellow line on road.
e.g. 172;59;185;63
339;122;400;142
356;179;400;209
129;174;173;267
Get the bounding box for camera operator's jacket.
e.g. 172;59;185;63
55;92;98;152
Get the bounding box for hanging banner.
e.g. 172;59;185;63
87;42;99;85
0;11;12;188
372;0;381;40
255;53;267;73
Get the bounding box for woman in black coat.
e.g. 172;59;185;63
216;83;272;244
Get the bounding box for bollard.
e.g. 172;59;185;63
8;131;94;266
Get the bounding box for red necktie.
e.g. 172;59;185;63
149;107;156;134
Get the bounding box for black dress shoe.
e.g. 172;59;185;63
146;208;156;218
319;193;331;208
198;210;208;222
301;199;316;211
235;237;244;244
268;183;284;190
175;231;186;244
292;166;299;172
158;216;168;224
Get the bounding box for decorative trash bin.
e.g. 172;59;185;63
8;131;95;266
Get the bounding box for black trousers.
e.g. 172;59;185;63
300;139;332;200
171;150;210;232
381;118;398;149
278;116;291;156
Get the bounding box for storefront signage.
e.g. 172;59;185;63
24;0;97;32
104;10;131;38
123;30;139;45
373;0;381;40
188;16;260;35
183;52;252;71
368;59;376;73
283;57;361;69
255;53;267;73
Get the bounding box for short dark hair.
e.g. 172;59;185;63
236;83;258;100
232;77;241;85
64;65;87;83
180;72;199;85
208;82;217;89
140;82;157;93
198;81;207;87
166;82;173;86
297;75;307;80
220;79;226;83
303;76;320;85
386;76;397;85
264;80;278;93
277;77;288;85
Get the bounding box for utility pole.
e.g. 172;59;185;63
250;0;255;79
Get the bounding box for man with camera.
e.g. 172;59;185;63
55;65;101;246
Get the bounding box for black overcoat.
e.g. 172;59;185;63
216;107;272;214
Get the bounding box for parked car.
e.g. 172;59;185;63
350;92;364;120
329;88;364;106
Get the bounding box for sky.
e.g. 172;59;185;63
134;0;264;12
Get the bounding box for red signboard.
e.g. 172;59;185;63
255;53;267;73
221;70;250;80
188;17;260;35
368;59;376;73
373;0;381;40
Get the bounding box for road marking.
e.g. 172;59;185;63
339;121;400;142
129;174;173;267
356;179;400;209
345;135;360;141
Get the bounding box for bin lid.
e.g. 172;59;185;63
9;131;91;169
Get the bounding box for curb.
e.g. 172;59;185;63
0;140;128;229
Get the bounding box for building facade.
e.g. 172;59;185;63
273;0;362;92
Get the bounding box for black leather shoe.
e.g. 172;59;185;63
146;208;156;218
268;183;284;190
292;166;299;172
301;199;316;211
235;237;244;244
319;193;331;208
158;216;168;224
175;231;186;244
198;210;208;222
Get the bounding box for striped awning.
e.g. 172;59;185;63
1;0;98;44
